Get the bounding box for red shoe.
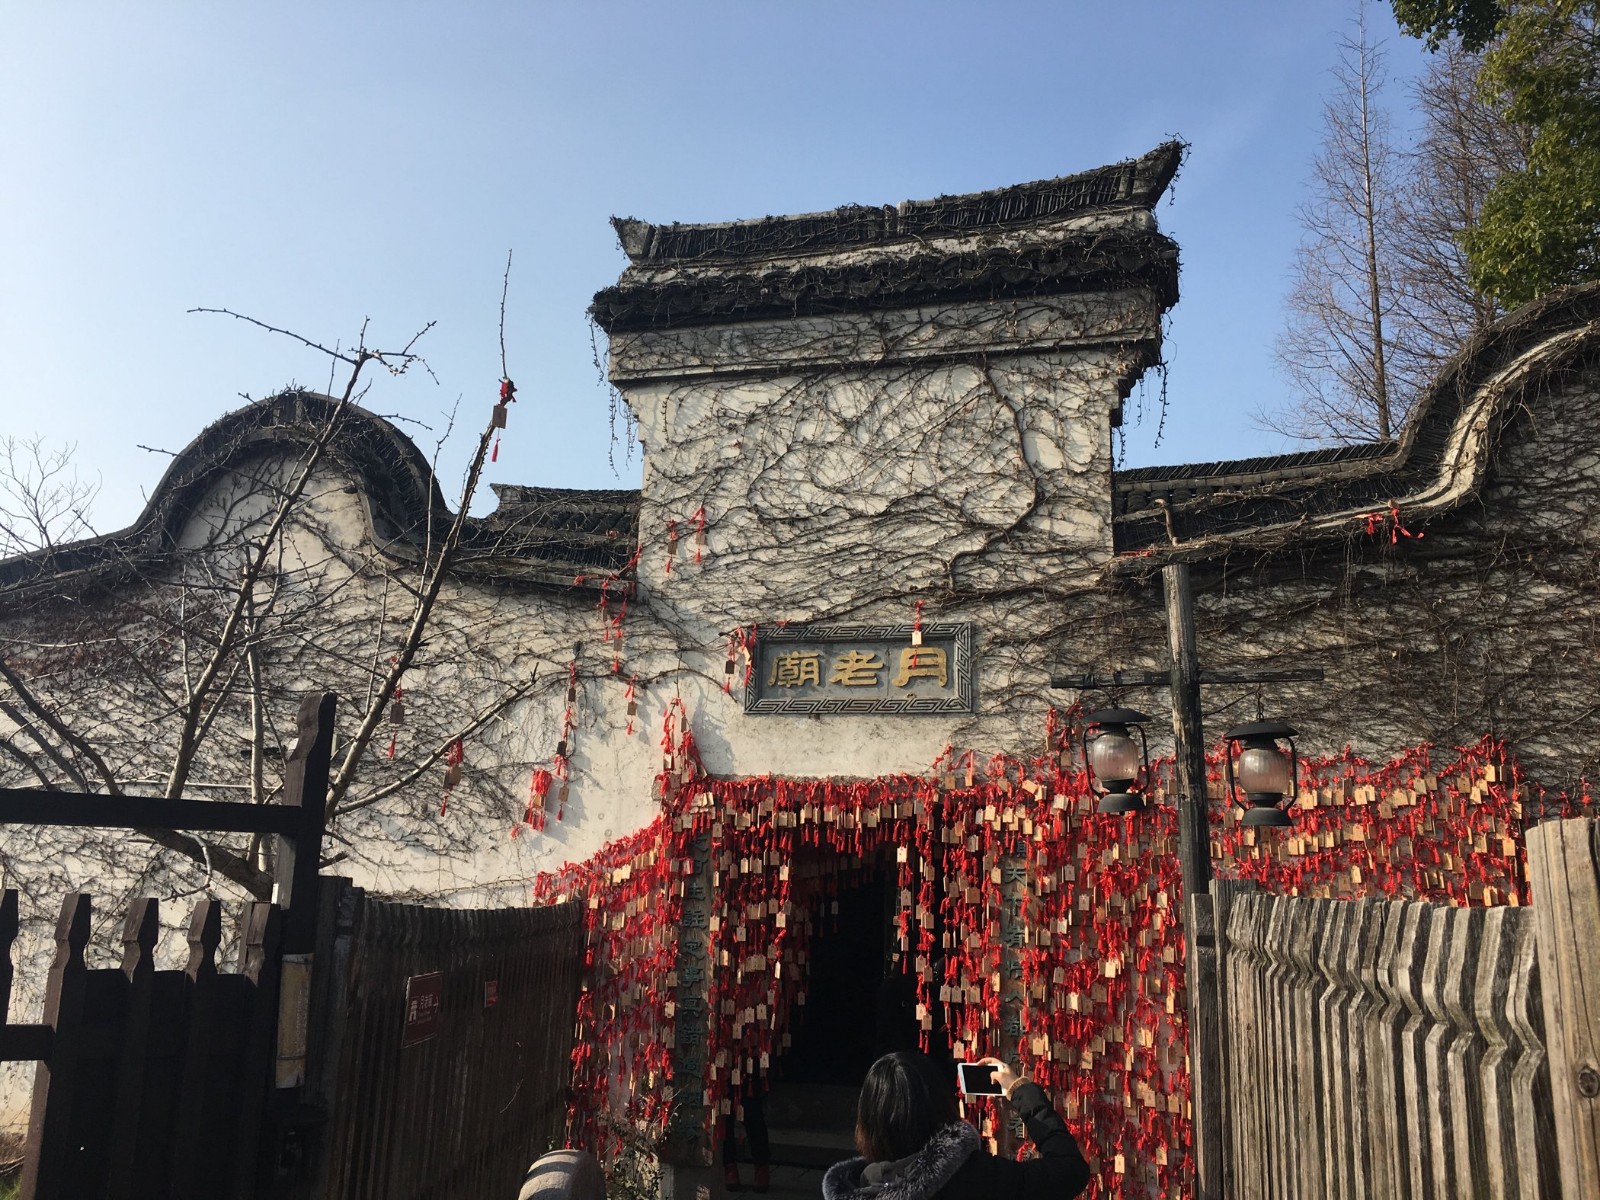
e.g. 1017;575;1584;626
723;1164;746;1193
753;1164;770;1194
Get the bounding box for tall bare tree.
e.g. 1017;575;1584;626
1272;6;1415;444
1392;39;1532;370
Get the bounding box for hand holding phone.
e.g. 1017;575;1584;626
957;1061;1003;1096
958;1057;1024;1098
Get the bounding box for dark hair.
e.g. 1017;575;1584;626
854;1051;960;1162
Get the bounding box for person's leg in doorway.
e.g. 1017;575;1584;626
743;1091;770;1193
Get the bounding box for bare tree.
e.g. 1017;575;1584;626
1391;39;1532;371
0;438;99;560
0;297;561;903
1271;6;1415;444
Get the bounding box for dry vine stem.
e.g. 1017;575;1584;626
2;147;1600;1170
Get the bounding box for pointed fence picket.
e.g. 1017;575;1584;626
1195;816;1600;1199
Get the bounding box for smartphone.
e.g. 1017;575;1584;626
956;1061;1003;1096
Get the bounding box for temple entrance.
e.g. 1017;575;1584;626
756;851;933;1169
783;869;897;1084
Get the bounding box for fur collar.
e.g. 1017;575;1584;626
822;1122;981;1200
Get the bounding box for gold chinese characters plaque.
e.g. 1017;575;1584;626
745;623;976;715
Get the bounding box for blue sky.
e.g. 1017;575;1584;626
0;2;1436;531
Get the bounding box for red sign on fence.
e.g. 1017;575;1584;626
402;972;444;1047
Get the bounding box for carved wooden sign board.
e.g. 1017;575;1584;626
745;622;976;715
402;971;445;1047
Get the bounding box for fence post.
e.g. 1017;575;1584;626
273;691;336;952
1189;877;1255;1200
1526;817;1600;1199
19;894;93;1200
104;898;159;1200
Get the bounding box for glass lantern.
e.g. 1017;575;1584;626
1223;719;1299;827
1082;708;1152;814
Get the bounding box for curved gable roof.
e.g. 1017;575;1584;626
0;391;640;608
1111;283;1600;560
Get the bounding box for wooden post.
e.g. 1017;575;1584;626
273;691;336;954
1526;817;1600;1199
271;691;334;1094
20;894;94;1200
104;898;159;1200
1163;561;1212;902
1164;561;1221;1198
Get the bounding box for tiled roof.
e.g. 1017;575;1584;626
592;144;1185;334
0;392;641;610
609;142;1184;265
1112;285;1600;556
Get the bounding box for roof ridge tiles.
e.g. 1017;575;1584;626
610;142;1185;266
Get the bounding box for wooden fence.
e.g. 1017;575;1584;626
1195;817;1600;1200
0;690;335;1200
2;891;283;1199
303;878;585;1200
1;689;588;1200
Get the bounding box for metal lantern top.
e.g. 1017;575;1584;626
1085;707;1154;731
1223;719;1298;744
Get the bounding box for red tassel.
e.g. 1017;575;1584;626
491;435;500;462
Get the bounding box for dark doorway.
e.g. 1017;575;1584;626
783;870;892;1085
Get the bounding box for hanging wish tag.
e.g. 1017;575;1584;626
492;403;508;429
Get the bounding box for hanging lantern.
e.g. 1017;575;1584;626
1223;719;1298;827
1082;707;1152;814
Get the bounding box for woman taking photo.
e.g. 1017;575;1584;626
822;1052;1090;1200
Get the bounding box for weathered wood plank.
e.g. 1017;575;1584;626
1526;817;1600;1200
1223;895;1267;1200
21;894;93;1200
169;898;224;1200
104;898;159;1200
230;900;282;1199
1396;903;1437;1198
1185;889;1224;1200
1439;905;1488;1198
1209;878;1255;1200
21;893;130;1200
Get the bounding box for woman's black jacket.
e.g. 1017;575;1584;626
821;1082;1091;1200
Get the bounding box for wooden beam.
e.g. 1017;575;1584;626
0;789;302;836
1049;667;1326;690
1526;817;1600;1200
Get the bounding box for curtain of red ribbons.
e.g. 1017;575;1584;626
534;724;1588;1198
